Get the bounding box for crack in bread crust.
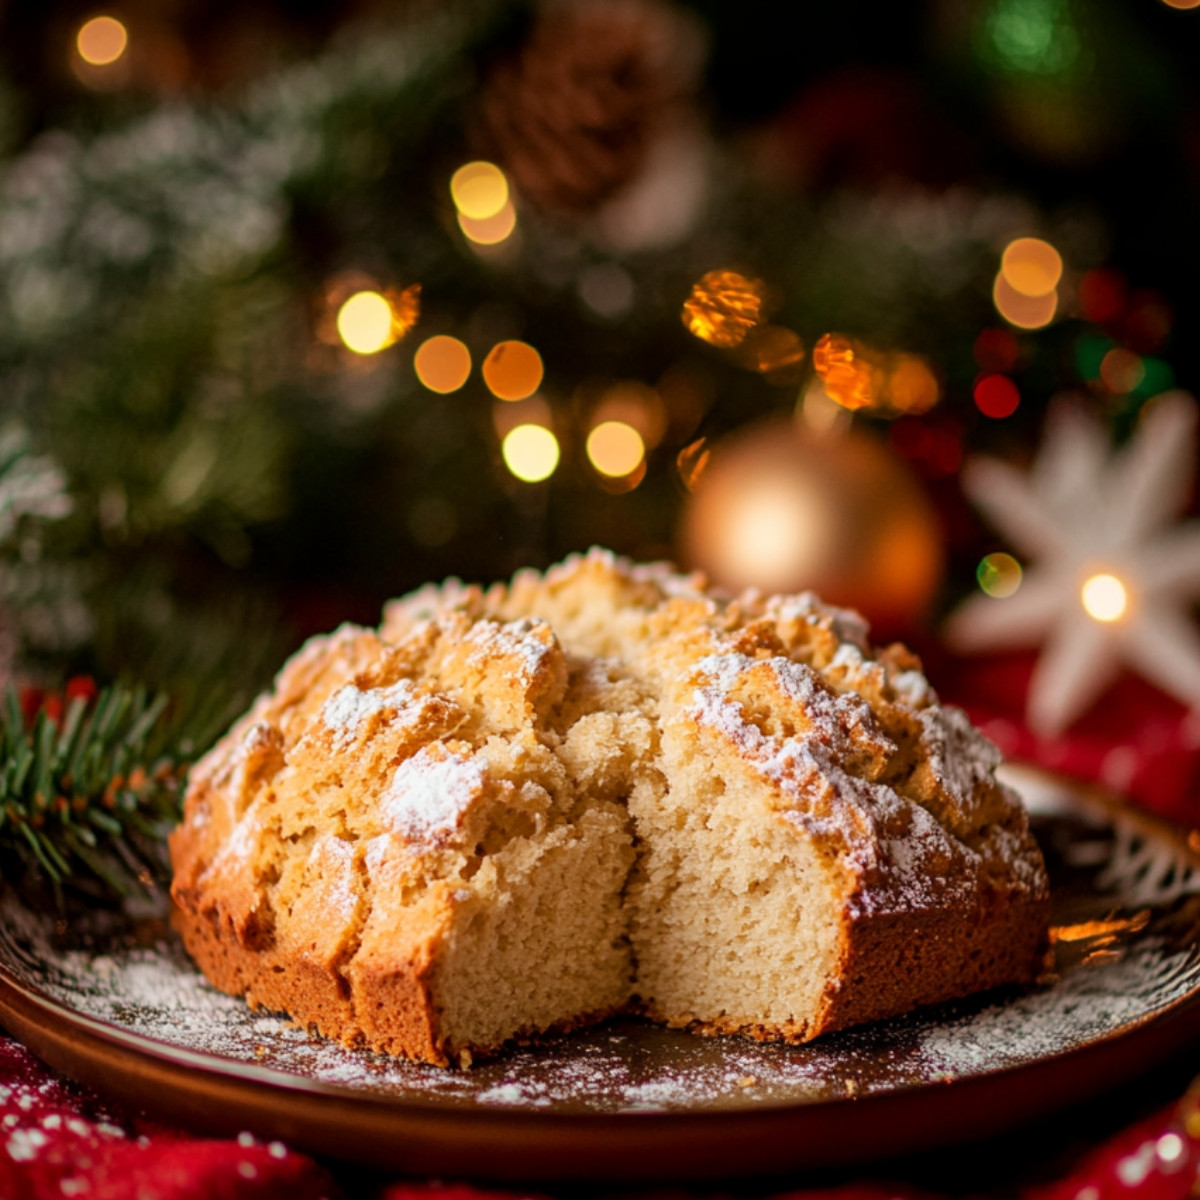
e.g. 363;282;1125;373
170;548;1049;1066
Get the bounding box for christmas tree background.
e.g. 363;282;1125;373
1;0;1200;891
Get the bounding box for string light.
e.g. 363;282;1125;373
974;374;1020;419
737;326;806;383
681;270;766;348
588;381;668;450
76;15;128;66
450;162;509;221
1099;348;1145;394
586;421;645;478
676;438;709;492
414;335;471;393
483;340;543;401
1081;573;1128;622
974;328;1020;374
337;291;396;355
458;201;517;247
1000;238;1063;297
811;335;940;416
813;334;876;411
502;425;559;482
993;273;1057;330
977;552;1023;598
887;355;940;415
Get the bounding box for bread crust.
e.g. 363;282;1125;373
170;548;1049;1066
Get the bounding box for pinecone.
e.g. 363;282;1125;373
476;0;702;218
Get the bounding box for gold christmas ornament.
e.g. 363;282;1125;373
680;418;943;630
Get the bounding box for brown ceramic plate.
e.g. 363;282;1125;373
1;765;1200;1182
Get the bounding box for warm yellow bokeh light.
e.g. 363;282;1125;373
1001;238;1063;298
483;340;543;401
586;421;645;478
1161;0;1200;10
450;162;509;221
414;335;472;393
77;15;128;65
993;273;1058;330
977;552;1023;599
1081;573;1128;622
502;424;560;483
336;291;396;355
458;200;517;247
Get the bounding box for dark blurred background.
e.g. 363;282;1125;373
0;0;1197;710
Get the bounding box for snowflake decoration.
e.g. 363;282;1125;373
946;391;1200;736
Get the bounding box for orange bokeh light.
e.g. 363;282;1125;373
414;336;472;394
681;270;767;348
482;340;544;401
993;273;1058;330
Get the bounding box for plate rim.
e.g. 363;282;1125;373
3;765;1200;1181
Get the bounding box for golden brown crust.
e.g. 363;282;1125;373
171;547;1049;1066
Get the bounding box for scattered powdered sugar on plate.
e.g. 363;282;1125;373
2;772;1199;1115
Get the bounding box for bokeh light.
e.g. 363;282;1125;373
1161;0;1200;10
812;335;940;416
993;273;1058;330
737;326;806;383
337;291;396;355
76;16;128;66
677;438;710;492
973;328;1020;374
1099;348;1145;394
888;355;940;415
502;424;560;482
450;162;509;221
1081;573;1128;622
813;334;876;411
1000;238;1063;297
974;374;1020;419
414;335;471;393
681;270;766;348
1078;268;1126;325
586;421;645;478
977;553;1023;599
483;340;543;400
458;200;517;246
589;381;668;449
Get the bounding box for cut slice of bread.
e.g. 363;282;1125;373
170;549;1048;1066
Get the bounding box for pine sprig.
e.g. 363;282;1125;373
0;681;207;905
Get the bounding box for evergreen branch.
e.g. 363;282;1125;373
0;680;205;904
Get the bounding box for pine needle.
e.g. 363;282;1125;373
0;681;203;904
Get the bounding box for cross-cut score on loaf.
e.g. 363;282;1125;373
169;550;1049;1067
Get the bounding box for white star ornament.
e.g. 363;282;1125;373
945;391;1200;737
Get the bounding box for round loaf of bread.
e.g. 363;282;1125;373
169;549;1048;1066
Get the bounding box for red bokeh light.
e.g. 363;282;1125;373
974;374;1020;419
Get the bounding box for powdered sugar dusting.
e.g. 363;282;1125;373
321;679;417;746
766;591;871;650
890;669;932;708
690;653;893;759
920;705;1003;822
3;780;1197;1114
382;744;486;845
463;617;553;678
